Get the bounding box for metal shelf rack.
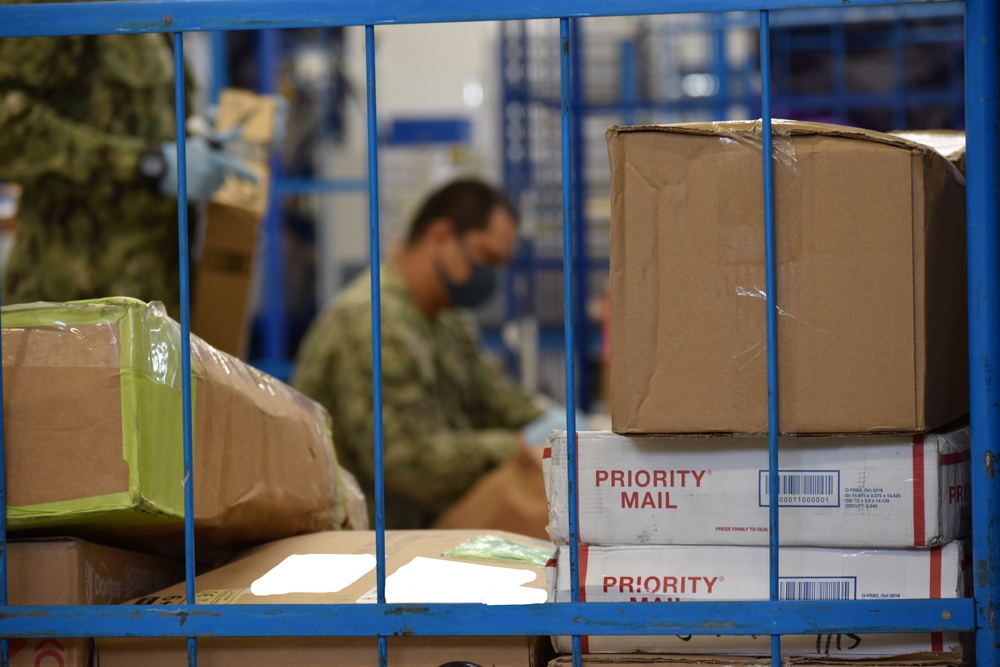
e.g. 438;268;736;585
0;2;996;667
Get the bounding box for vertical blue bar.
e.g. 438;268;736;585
831;21;847;122
364;23;389;667
172;31;198;667
208;31;228;106
559;18;582;667
620;40;637;127
570;18;588;415
257;29;288;367
0;190;7;667
965;0;1000;663
711;12;727;121
759;10;782;667
890;18;906;131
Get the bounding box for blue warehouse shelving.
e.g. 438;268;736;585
0;1;997;667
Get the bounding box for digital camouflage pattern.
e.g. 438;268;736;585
293;265;542;529
0;19;190;315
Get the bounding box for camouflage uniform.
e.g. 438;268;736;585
0;21;188;315
293;265;543;529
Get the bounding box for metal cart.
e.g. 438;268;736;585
0;1;996;666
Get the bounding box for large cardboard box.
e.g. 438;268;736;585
547;542;967;658
544;426;970;548
98;529;553;667
9;538;183;667
193;89;276;359
2;298;366;561
608;120;968;435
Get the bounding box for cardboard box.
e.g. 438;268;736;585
434;445;551;541
547;541;966;658
9;538;183;667
98;529;553;667
608;120;968;435
2;297;366;561
193;89;276;359
544;426;970;547
893;131;966;176
548;652;966;666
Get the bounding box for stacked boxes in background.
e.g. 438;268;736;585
8;538;184;667
2;295;370;661
544;120;971;664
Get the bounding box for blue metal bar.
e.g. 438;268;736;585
273;177;368;195
620;39;636;126
711;12;727;121
256;29;287;364
569;18;589;415
172;30;198;667
558;17;582;667
0;599;976;638
759;10;782;667
208;31;228;105
965;0;1000;662
0;0;947;37
364;27;389;667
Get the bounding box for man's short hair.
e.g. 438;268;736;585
406;178;517;247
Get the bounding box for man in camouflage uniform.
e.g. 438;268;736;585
293;179;549;529
0;23;234;316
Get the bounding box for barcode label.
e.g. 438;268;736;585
778;577;856;601
759;470;840;507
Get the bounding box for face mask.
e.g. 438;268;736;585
437;242;498;309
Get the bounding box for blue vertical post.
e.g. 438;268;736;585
172;31;199;667
570;18;588;414
620;40;637;126
560;18;582;667
831;21;847;122
965;0;1000;662
890;17;906;131
759;10;782;667
208;31;228;106
364;23;389;667
257;29;288;369
0;195;7;667
711;12;727;121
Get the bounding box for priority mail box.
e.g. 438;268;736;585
608;120;968;435
9;538;183;667
2;298;366;561
547;542;966;658
98;530;552;667
548;652;966;667
544;427;970;547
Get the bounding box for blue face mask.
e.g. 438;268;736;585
437;242;498;309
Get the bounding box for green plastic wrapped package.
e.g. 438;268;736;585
3;297;366;561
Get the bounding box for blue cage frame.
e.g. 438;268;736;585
0;1;996;667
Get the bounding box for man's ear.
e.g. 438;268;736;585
424;217;456;246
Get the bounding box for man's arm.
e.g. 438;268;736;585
0;35;153;185
333;314;522;511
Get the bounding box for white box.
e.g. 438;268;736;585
544;427;970;547
547;542;967;658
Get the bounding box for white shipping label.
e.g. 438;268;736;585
543;427;970;547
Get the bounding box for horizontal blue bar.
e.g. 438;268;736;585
273;178;368;195
0;0;951;37
387;118;472;145
0;599;975;638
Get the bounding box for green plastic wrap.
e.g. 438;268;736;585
442;534;554;566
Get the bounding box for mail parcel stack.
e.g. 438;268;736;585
543;120;972;665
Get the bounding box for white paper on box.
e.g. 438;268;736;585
544;427;970;547
547;542;967;657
